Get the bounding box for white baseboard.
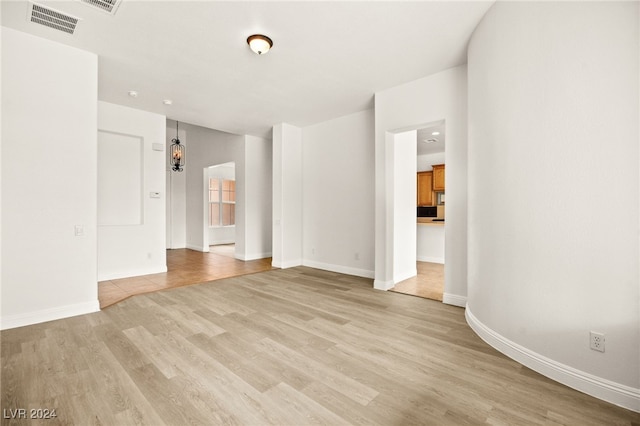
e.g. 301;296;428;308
98;265;168;282
210;239;235;246
417;255;445;264
186;243;209;252
465;307;640;413
302;259;374;279
236;252;272;261
272;259;302;269
443;293;467;307
373;268;417;291
167;243;186;249
374;278;395;290
1;300;100;330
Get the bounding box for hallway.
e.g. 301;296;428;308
98;246;274;308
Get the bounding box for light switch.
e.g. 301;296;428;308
74;225;84;237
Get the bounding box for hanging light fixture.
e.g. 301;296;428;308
170;121;185;172
247;34;273;55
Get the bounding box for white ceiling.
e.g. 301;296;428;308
1;1;494;139
417;122;445;156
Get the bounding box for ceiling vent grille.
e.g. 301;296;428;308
28;2;79;34
79;0;122;15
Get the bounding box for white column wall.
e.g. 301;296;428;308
301;110;375;277
374;66;468;306
166;125;187;249
97;102;167;281
1;28;99;328
236;135;273;261
272;123;302;268
392;130;417;284
467;1;639;411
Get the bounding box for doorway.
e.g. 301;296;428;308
387;121;446;301
204;162;236;254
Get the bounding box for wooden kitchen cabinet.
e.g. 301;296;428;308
432;164;445;192
417;171;434;206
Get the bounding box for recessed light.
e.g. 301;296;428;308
247;34;273;55
128;90;138;98
163;99;173;105
431;131;440;136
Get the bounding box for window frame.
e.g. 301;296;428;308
208;177;235;228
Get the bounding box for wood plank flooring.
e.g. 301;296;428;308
98;246;274;308
2;267;639;425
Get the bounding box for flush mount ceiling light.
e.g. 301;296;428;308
431;131;440;136
247;34;273;55
128;90;138;98
163;99;173;105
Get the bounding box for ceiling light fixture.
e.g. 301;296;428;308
431;131;440;136
128;90;138;98
170;121;185;172
163;99;173;105
247;34;273;55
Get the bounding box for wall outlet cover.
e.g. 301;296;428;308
590;331;605;353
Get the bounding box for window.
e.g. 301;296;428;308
209;178;235;227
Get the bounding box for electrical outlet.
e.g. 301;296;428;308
590;331;605;353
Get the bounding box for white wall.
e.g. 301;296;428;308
374;66;467;307
97;102;167;281
417;225;445;264
236;135;272;261
166;124;187;249
207;163;236;246
0;19;3;324
1;28;99;329
392;130;417;283
272;123;302;268
301;110;375;277
467;1;639;411
98;131;143;226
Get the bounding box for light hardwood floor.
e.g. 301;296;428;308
390;262;444;301
2;267;638;425
98;246;274;308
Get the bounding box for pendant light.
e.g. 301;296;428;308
170;121;185;172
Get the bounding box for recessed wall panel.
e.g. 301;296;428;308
98;130;143;225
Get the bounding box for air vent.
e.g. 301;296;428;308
79;0;122;15
28;2;79;35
